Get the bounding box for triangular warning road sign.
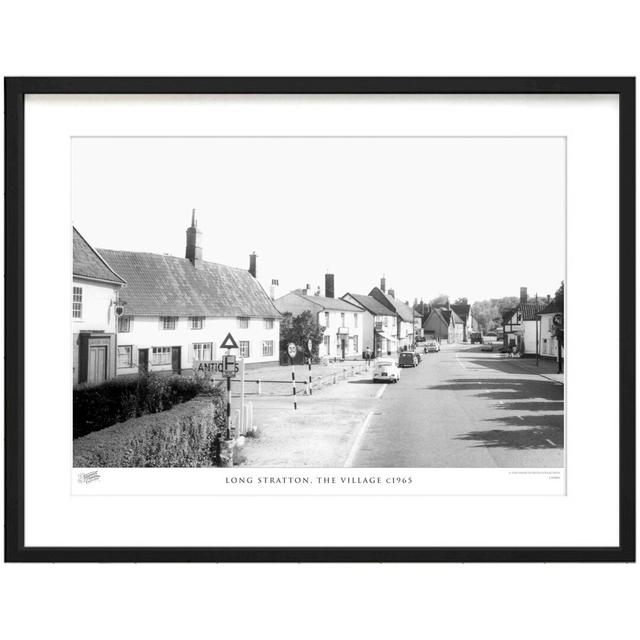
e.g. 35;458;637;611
220;332;239;350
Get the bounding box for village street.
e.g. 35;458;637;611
238;344;564;468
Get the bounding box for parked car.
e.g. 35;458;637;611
398;351;417;368
470;332;483;344
373;358;401;382
424;339;440;353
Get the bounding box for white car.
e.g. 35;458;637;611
424;340;440;353
373;358;401;383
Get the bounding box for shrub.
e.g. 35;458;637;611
73;394;229;467
73;373;217;439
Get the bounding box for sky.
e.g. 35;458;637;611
72;136;565;305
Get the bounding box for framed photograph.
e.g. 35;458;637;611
5;77;635;562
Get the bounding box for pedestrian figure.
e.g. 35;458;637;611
365;347;371;367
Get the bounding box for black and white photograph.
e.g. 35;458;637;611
71;135;566;473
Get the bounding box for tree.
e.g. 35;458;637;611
471;296;519;333
429;293;449;307
279;310;326;363
553;281;564;309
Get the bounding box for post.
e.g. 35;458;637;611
536;316;539;367
225;371;232;439
225;348;231;439
240;357;245;435
290;356;297;410
308;356;312;395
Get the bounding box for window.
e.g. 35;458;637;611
264;317;274;329
262;340;274;357
239;341;250;358
354;313;358;328
192;342;213;362
161;316;177;330
117;345;133;368
341;312;345;327
72;286;83;319
324;312;330;327
190;316;204;330
117;316;131;333
237;317;249;328
353;335;358;352
151;346;171;365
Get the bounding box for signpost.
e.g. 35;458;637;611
220;333;239;438
288;343;297;410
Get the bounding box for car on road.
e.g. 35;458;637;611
373;358;401;383
424;339;440;353
398;351;418;367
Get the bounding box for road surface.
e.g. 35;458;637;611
347;345;564;468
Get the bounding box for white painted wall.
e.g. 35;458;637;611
116;315;280;375
72;278;118;333
317;308;365;358
538;313;558;357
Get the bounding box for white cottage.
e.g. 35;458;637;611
369;279;417;350
73;228;126;386
98;213;281;375
537;300;563;359
275;274;366;359
502;287;546;355
341;292;398;357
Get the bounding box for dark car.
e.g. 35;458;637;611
398;352;417;367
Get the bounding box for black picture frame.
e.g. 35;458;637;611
4;77;635;563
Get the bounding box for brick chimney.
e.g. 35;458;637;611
520;287;528;304
547;294;551;303
185;209;204;269
325;273;335;298
388;288;395;298
380;275;386;292
249;252;257;278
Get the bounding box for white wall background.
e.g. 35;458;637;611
1;2;638;640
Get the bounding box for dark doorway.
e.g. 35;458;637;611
341;339;346;360
172;346;181;374
138;348;149;373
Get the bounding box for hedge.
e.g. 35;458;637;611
73;373;215;439
73;394;228;467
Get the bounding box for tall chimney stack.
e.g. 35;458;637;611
249;252;257;278
185;209;204;269
325;273;335;298
269;278;279;300
380;275;386;292
388;288;395;298
520;286;528;304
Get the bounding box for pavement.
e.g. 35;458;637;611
235;343;565;468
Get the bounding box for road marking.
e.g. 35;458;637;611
375;384;388;400
498;400;504;405
545;438;556;446
344;411;374;468
517;415;524;421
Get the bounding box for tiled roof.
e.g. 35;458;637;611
451;310;464;324
451;303;470;321
439;308;453;324
369;288;415;322
276;293;363;314
343;293;396;317
73;228;126;285
539;300;563;315
503;303;547;323
98;249;281;318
